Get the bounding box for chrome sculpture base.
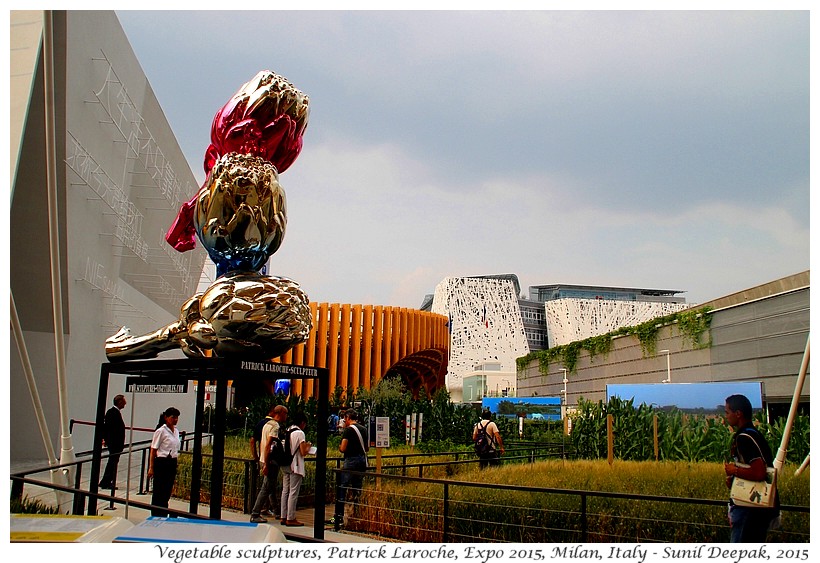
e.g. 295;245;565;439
105;271;311;361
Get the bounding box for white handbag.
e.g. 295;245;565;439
729;433;778;508
730;465;777;508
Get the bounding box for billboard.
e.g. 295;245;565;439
481;397;562;420
606;382;764;414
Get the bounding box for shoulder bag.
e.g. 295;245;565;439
730;431;777;508
350;424;369;467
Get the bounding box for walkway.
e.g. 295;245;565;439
12;464;377;543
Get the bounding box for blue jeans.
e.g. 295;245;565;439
728;504;777;542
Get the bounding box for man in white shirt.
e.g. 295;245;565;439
280;412;312;526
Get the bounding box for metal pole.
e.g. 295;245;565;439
774;335;809;471
43;10;76;493
124;387;137;519
442;482;449;542
794;454;810;477
314;368;329;541
11;292;58;465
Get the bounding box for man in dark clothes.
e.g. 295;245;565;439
333;409;368;530
99;394;127;489
723;394;780;542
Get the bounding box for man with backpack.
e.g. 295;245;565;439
279;412;313;526
250;404;288;523
473;409;504;469
327;411;339;435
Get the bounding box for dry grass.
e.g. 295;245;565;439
345;459;810;543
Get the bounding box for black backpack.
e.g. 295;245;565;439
268;426;296;466
474;422;495;455
253;417;271;444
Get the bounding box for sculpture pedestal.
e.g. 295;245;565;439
90;357;330;540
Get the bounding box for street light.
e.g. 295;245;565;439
659;349;671;383
560;368;568;420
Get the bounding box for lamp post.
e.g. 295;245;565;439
659;349;671;383
560;368;568;419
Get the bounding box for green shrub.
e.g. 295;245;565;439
571;397;809;464
10;496;60;514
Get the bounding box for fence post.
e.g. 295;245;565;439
580;492;587;543
138;449;148;494
442;482;449;543
245;460;253;514
607;414;614;466
653;414;659;461
10;478;23;502
72;462;85;515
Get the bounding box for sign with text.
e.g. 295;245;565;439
370;416;390;448
125;377;188;394
405;413;423;445
238;360;321;378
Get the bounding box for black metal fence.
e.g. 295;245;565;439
11;442;808;544
332;469;810;543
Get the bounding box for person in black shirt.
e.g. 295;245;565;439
99;394;127;490
723;394;780;542
333;409;368;529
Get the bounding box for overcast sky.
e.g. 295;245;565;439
115;9;810;309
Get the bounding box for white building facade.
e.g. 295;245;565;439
431;276;530;402
544;298;691;347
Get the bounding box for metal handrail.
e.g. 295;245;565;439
328;466;810;543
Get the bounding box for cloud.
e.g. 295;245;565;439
116;10;809;309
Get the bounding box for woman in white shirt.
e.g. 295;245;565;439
148;407;181;516
280;412;312;526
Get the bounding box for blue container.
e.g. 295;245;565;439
274;379;291;396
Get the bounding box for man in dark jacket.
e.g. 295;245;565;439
99;394;127;489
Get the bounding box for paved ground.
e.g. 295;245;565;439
13;465;378;543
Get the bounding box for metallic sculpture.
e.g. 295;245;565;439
106;71;312;361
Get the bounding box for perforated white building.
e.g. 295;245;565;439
431;276;530;401
544;299;690;347
429;277;693;402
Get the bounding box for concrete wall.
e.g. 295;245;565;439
517;279;809;413
10;11;206;464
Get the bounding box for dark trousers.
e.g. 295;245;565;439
151;456;178;516
100;448;122;487
478;451;501;469
334;455;367;528
729;504;778;542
